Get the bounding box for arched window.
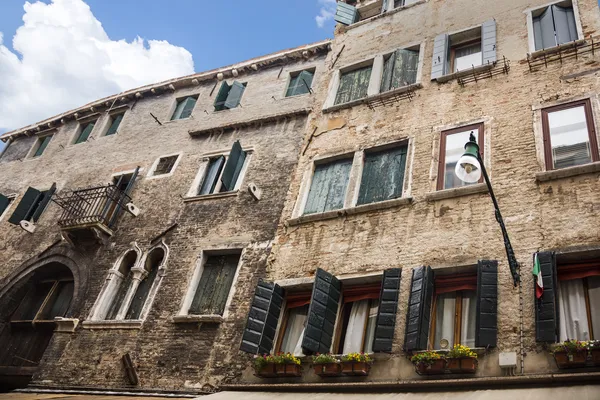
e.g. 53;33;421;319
104;250;138;320
125;247;164;320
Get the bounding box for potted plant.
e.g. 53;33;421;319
553;340;588;368
312;353;342;377
340;352;372;376
274;353;302;377
254;354;277;378
411;351;446;375
589;340;600;365
446;344;478;373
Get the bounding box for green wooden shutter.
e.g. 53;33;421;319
31;183;56;222
189;255;239;315
220;141;246;192
214;82;231;111
171;98;186;120
199;156;225;195
34;136;52;157
380;52;396;92
240;281;284;354
334;2;360;25
286;75;301;97
8;187;42;225
357;146;407;205
476;260;498;347
76;122;95;144
296;70;314;95
0;194;10;216
301;268;341;354
179;97;197;119
535;252;559;342
335;66;372;105
303;158;353;215
404;266;434;351
125;261;160;320
224;81;245;109
373;268;402;352
392;49;419;88
105;114;123;136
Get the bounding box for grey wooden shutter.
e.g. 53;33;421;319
481;19;497;65
476;260;498;347
380;53;395;92
431;33;449;80
179;97;197;119
392;49;419;88
373;268;402;352
199;156;225;195
31;183;56;222
335;2;360;25
381;0;388;14
0;194;10;215
240;281;284;354
220;141;246;192
224;81;245;109
533;7;556;50
535;252;559;342
303;158;353;215
8;187;42;225
301;268;341;354
404;266;434;351
553;5;577;46
214;82;231;111
357;145;407;205
106;114;123;136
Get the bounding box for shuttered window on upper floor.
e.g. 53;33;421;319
357;144;407;205
105;113;124;136
286;70;314;97
74;121;96;144
381;49;419;92
188;254;240;316
197;141;247;195
303;158;353;215
214;81;246;111
533;1;578;51
8;184;56;226
31;135;53;158
335;65;372;105
0;194;15;220
171;96;197;120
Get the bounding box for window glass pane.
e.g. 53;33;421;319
454;42;482;72
460;291;477;348
106;272;132;320
342;299;370;354
280;305;309;356
434;292;456;350
558;278;590;341
335;66;372;105
363;299;379;353
198;156;225;195
153;155;178;176
443;128;479;190
547;105;591;169
286;71;314;97
358;146;407;205
171;98;187;120
304;158;353;215
588;276;600;339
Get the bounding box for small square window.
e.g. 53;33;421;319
194;141;248;196
286;70;314;97
438;123;484;190
150;155;180;177
188;254;240;316
357;144;408;205
105;113;124;136
542;100;599;170
214;81;246;111
532;1;578;51
335;65;372;105
380;48;419;92
30;135;53;158
74;121;96;144
171;96;197;120
303;158;353;215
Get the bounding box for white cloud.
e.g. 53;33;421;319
316;0;337;28
0;0;195;132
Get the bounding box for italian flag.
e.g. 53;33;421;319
533;253;544;299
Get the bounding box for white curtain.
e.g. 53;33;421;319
559;279;590;341
587;276;600;338
461;292;477;348
434;292;456;349
280;305;308;356
343;299;370;354
363;300;379;354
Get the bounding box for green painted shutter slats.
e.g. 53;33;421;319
214;82;231;111
220;141;246;192
303;158;352;215
475;260;498;347
8;187;42;225
373;268;402;352
357;146;407;205
76;122;95;144
301;268;341;354
0;194;10;216
34;136;52;157
286;70;314;97
189;255;239;315
179;97;197;119
535;252;559;342
171;99;186;120
125;262;160;320
381;50;419;92
335;2;360;25
105;114;123;136
380;54;395;93
199;156;225;195
31;183;56;223
240;281;284;354
224;81;245;109
404;266;434;351
335;66;372;105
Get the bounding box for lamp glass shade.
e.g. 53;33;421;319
455;153;481;183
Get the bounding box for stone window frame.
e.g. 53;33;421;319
174;247;245;324
0;193;17;222
533;94;600;181
524;0;584;55
71;116;100;145
83;241;169;330
184;145;254;201
323;42;425;112
291;139;414;221
146;152;183;180
26;132;55;160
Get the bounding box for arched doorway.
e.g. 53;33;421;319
0;262;74;391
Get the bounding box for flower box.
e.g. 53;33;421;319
415;359;446;375
341;361;371;376
591;349;600;365
275;363;302;377
313;362;342;377
446;357;478;373
256;363;277;378
554;351;587;368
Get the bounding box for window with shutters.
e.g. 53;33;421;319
541;99;599;171
171;96;197;120
28;134;53;158
531;1;579;51
148;153;182;178
103;113;125;136
286;69;315;97
335;64;372;105
214;81;246;111
556;260;600;341
275;292;311;356
380;47;420;93
357;144;408;205
303;157;353;215
437;123;485;190
0;194;16;221
8;184;56;226
449;29;483;73
74;120;97;144
185;253;241;317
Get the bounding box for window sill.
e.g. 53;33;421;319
172;314;224;324
323;83;422;114
81;320;143;330
528;39;587;60
54;317;79;333
183;190;239;202
435;63;494;84
287;197;413;227
536;162;600;182
425;183;488;202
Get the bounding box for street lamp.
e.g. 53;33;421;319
455;133;520;286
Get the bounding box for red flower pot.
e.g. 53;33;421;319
313;362;342;377
415;359;446;375
446;358;461;373
341;361;371;376
275;363;302;377
554;351;587;368
257;363;277;378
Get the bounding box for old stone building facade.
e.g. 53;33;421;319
1;0;600;398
